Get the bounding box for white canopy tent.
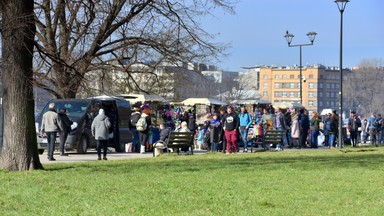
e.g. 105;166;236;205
114;94;166;104
181;98;226;106
272;101;304;109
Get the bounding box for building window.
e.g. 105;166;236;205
308;101;315;107
282;74;287;79
263;74;268;79
326;92;330;97
274;75;279;79
309;74;314;79
309;82;315;88
331;83;335;89
290;92;295;97
263;83;268;88
326;101;330;106
319;92;323;97
326;83;330;88
319;101;323;106
274;83;281;88
290;83;295;88
330;101;334;106
290;75;294;79
320;75;324;79
319;83;323;89
263;92;268;97
309;92;316;98
282;92;287;97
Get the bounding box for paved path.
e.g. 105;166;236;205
39;149;207;164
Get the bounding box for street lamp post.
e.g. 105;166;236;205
335;0;349;149
284;31;317;105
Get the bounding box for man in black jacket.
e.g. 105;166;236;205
300;109;310;148
58;108;73;156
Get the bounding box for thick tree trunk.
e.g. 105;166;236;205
0;0;44;170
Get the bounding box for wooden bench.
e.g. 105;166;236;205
251;130;285;152
153;132;195;156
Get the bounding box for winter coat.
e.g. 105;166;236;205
300;114;310;131
291;113;300;139
238;112;253;127
41;109;64;133
91;112;111;140
273;112;287;130
310;117;321;131
58;113;73;133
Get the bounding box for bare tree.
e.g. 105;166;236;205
33;0;234;99
0;0;44;171
344;58;384;116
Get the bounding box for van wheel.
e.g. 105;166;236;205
115;142;125;153
38;149;44;154
77;135;88;154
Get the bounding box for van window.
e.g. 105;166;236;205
40;100;90;122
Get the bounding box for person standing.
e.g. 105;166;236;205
322;113;332;148
273;107;288;151
40;103;64;161
223;106;239;154
361;118;369;144
138;104;152;153
300;109;310;148
366;113;378;146
290;110;301;148
310;112;321;148
238;106;253;152
91;109;111;160
129;106;141;153
219;106;227;153
261;108;273;132
348;111;361;147
58;108;73;156
328;114;338;149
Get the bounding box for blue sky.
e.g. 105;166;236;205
202;0;384;71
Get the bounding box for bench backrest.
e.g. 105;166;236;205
263;130;285;145
167;132;195;147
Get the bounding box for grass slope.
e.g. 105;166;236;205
1;148;384;216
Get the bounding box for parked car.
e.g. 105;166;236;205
35;96;132;154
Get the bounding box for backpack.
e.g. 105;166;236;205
130;113;141;127
136;116;147;131
372;118;380;127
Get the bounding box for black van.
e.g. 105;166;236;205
35;96;132;154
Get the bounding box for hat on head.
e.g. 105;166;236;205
141;104;150;110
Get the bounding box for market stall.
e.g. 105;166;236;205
181;98;226;125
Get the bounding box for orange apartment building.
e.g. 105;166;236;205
259;65;345;113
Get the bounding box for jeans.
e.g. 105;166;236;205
239;128;248;150
311;130;319;148
46;132;57;159
131;128;140;153
329;134;336;147
59;132;68;155
212;143;218;151
350;130;358;146
96;140;108;157
225;130;238;153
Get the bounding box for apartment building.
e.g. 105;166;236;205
259;65;346;113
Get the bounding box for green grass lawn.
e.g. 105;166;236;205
1;147;384;216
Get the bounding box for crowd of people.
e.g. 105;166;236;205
145;104;384;154
40;101;384;160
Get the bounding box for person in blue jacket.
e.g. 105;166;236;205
238;106;253;152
